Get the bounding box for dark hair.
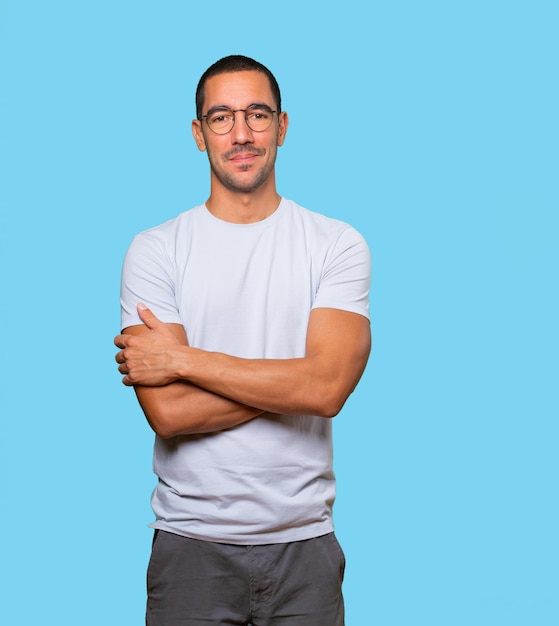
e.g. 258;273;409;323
195;55;282;120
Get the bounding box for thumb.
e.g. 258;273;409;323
137;303;162;331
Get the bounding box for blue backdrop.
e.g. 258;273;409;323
1;1;557;624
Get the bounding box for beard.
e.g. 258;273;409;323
207;145;277;193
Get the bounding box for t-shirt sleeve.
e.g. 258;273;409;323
311;226;371;320
120;232;183;331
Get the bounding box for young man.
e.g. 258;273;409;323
115;55;371;626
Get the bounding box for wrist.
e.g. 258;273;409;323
173;345;195;381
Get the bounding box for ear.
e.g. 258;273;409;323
277;111;289;147
192;119;206;152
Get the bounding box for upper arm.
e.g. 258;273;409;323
123;322;187;343
122;322;264;437
122;322;188;436
305;307;371;415
120;231;182;334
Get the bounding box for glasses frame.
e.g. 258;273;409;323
200;104;277;135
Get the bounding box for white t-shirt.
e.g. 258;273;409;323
120;198;371;544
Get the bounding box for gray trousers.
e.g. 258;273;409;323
146;530;346;626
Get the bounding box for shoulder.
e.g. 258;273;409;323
132;204;204;244
125;205;206;261
282;198;369;250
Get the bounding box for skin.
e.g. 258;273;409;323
191;70;288;223
114;70;371;438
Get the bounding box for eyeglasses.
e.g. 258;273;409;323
201;104;277;134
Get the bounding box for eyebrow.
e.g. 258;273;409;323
205;102;274;114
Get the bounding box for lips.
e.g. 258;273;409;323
232;153;256;161
224;147;265;161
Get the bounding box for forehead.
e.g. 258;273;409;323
203;71;275;111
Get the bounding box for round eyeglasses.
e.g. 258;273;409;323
201;105;277;135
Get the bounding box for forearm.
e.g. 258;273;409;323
171;349;357;418
135;379;265;438
116;319;264;436
117;308;371;420
169;311;370;417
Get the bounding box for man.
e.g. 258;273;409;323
114;55;371;626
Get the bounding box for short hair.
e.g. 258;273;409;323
195;55;282;120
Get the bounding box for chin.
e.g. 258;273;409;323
222;172;271;194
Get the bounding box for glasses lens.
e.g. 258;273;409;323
207;109;235;134
204;106;276;134
245;106;274;132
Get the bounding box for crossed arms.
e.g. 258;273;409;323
114;304;371;438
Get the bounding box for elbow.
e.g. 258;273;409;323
141;405;184;439
311;389;348;419
318;401;345;419
135;387;190;439
312;366;367;418
144;411;176;439
153;423;179;440
309;373;364;417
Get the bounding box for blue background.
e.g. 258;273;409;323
1;1;557;624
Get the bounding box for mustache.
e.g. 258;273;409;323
223;146;265;159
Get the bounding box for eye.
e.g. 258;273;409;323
209;110;234;124
247;108;271;122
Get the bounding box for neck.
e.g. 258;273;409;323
205;180;281;224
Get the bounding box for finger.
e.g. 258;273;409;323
137;303;163;331
114;334;127;348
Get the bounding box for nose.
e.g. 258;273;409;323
230;111;254;144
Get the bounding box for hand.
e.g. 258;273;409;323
114;304;185;387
